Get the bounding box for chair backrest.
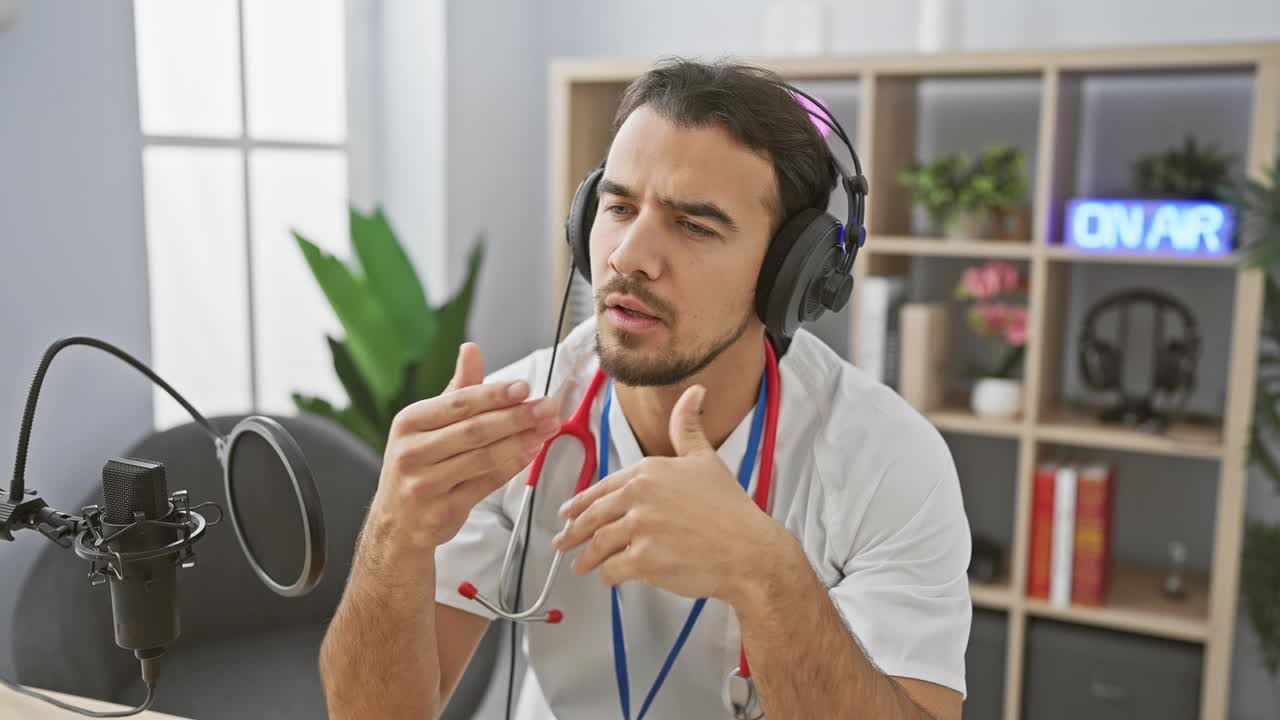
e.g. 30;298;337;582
13;412;383;698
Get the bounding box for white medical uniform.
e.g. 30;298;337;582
435;316;972;719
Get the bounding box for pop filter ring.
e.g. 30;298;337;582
216;415;326;598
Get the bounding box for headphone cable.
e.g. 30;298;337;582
506;256;578;720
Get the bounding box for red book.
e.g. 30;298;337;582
1071;463;1114;606
1026;462;1058;599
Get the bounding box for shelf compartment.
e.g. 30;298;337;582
867;235;1034;259
1036;405;1223;459
1023;559;1209;643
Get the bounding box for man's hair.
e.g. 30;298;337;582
610;56;839;233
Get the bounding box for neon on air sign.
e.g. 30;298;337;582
1064;198;1235;258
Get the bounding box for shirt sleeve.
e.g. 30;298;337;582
827;420;973;698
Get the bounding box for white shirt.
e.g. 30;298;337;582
435;317;972;719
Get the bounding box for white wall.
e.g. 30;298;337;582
0;0;152;680
440;1;1280;717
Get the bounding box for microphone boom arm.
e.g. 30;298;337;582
2;336;225;543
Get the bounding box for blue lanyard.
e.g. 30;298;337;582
597;372;769;720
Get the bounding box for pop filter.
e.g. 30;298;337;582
216;416;325;598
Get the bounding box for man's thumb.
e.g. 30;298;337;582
445;342;485;392
669;385;711;457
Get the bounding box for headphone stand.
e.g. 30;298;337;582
1098;395;1169;434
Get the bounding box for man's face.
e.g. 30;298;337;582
591;106;778;386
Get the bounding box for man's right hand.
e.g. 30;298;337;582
370;342;561;550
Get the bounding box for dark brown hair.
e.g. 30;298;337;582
610;56;839;232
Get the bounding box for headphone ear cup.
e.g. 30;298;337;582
1155;339;1195;392
756;209;846;340
1080;337;1120;390
565;166;603;282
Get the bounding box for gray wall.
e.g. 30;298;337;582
0;0;151;681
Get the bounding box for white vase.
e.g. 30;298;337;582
971;377;1022;418
917;0;963;53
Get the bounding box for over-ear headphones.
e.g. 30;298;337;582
563;82;869;341
1078;288;1200;399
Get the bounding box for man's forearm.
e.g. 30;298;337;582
320;508;442;719
730;530;935;720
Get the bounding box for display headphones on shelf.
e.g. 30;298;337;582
1078;287;1201;411
563;82;870;342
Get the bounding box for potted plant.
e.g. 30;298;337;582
1134;135;1235;201
1224;157;1280;680
897;153;967;237
959;144;1030;241
289;207;485;454
954;259;1029;418
898;144;1030;240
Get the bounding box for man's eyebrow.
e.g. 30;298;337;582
597;177;739;232
597;177;634;198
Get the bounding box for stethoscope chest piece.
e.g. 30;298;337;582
723;667;764;720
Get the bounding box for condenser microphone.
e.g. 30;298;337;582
0;335;327;717
99;458;181;674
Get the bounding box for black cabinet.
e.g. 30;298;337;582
1023;619;1202;720
965;608;1008;719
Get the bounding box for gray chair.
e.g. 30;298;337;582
13;412;500;719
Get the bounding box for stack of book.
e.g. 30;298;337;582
1026;461;1115;607
855;274;908;388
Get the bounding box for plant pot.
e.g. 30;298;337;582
970;377;1022;418
1002;206;1031;241
945;208;1000;240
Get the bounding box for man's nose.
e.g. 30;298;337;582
607;208;665;281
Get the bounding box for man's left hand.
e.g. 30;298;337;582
551;384;781;604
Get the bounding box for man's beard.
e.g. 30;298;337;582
595;310;753;387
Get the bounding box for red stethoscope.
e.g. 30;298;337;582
460;337;780;719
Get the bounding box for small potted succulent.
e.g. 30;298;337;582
954;259;1029;418
898;144;1030;240
1133;135;1234;201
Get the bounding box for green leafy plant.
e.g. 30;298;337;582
897;153;969;232
960;144;1029;213
1224;158;1280;677
897;144;1029;237
1133;135;1235;201
290;207;485;454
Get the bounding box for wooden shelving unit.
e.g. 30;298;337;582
549;42;1279;720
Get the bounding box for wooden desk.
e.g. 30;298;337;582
0;684;191;719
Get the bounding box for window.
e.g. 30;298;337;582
134;0;354;429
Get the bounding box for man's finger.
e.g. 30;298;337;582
599;545;644;588
403;425;544;500
396;379;531;434
401;395;559;467
444;443;540;512
571;514;634;575
669;384;711;457
557;464;639;523
552;472;636;551
444;342;485;393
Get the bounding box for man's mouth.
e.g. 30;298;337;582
605;294;662;321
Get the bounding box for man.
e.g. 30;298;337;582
320;57;971;720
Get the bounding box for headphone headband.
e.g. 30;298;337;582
779;81;868;263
